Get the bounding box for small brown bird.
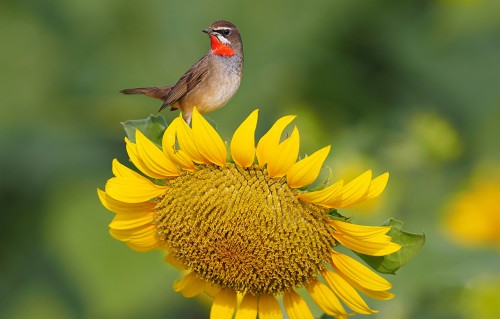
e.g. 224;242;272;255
121;20;243;124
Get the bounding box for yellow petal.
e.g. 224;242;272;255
298;180;343;206
123;241;159;252
173;272;205;298
267;126;300;178
162;118;195;171
341;170;372;199
164;253;185;271
334;270;395;301
322;269;377;315
161;118;177;147
204;283;221;299
305;280;349;318
329;220;391;239
287;145;331;188
112;158;143;179
109;224;155;241
177;114;210;164
235;293;258;319
211;289;237;319
283;290;314;319
356;286;395;300
135;130;180;177
109;212;154;230
231;110;259;168
126;138;164;179
121;237;159;251
97;189;156;215
334;170;372;208
256;115;296;167
105;176;166;203
365;172;389;200
109;224;159;252
258;294;282;319
192;107;227;167
170;148;196;171
341;172;390;208
330;251;392;291
332;232;401;256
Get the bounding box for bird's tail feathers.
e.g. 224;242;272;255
120;86;171;101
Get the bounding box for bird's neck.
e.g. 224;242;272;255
209;35;235;57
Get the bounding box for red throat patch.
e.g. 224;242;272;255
209;35;235;57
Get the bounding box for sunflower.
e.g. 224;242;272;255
98;108;401;319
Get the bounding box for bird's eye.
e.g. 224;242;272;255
220;29;230;37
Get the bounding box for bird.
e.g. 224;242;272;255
120;20;244;124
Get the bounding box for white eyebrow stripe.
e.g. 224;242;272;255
213;27;232;31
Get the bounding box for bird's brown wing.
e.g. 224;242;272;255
159;56;210;111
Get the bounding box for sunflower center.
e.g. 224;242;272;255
154;163;335;295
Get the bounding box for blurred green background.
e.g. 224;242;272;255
1;0;500;318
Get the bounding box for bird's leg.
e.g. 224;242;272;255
183;113;192;125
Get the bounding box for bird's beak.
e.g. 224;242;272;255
202;27;212;34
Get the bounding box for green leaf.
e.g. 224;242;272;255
355;218;425;274
121;114;168;146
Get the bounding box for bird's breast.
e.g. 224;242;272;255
182;55;242;114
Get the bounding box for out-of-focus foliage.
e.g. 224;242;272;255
1;0;499;318
443;168;500;248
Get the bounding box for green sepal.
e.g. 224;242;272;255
121;114;168;146
355;218;425;274
325;209;346;221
